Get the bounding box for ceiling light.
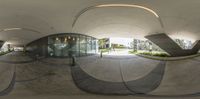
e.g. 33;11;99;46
95;4;159;18
72;4;161;27
64;38;67;42
3;28;22;31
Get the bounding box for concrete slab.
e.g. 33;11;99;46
78;55;161;82
1;52;200;98
120;57;160;81
78;58;122;82
0;52;34;63
72;60;166;94
150;58;200;95
14;61;85;95
0;62;15;94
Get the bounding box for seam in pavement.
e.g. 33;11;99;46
71;60;166;95
0;66;16;96
119;60;166;94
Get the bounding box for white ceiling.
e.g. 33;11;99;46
0;0;199;45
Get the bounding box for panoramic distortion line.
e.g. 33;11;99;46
72;4;164;28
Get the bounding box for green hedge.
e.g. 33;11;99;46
129;51;170;57
99;48;110;53
0;51;12;56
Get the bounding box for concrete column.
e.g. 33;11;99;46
145;33;200;57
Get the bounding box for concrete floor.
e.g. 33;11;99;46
77;55;161;82
1;52;200;99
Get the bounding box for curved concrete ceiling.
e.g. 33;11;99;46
72;7;163;39
0;0;200;45
72;4;162;27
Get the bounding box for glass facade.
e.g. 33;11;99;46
47;33;97;57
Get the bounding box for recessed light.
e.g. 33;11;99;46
95;4;159;18
3;28;22;31
73;4;160;27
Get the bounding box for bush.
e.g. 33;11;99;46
0;51;12;56
129;51;170;57
152;53;169;57
129;51;138;54
141;52;169;57
99;48;110;53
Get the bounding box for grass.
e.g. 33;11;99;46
0;50;12;56
129;51;137;54
99;48;110;53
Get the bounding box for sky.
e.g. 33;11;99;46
110;37;133;47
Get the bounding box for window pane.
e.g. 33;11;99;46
79;35;86;56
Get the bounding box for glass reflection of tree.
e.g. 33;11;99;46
47;34;97;57
67;36;77;57
53;37;68;57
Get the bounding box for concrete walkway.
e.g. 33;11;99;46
150;59;200;95
74;54;200;96
1;52;200;98
77;55;161;82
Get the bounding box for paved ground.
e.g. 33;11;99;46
150;59;200;95
77;55;161;82
1;52;200;99
102;49;131;55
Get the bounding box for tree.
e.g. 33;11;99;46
98;38;107;49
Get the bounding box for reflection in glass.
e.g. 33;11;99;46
47;33;97;57
79;35;87;56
